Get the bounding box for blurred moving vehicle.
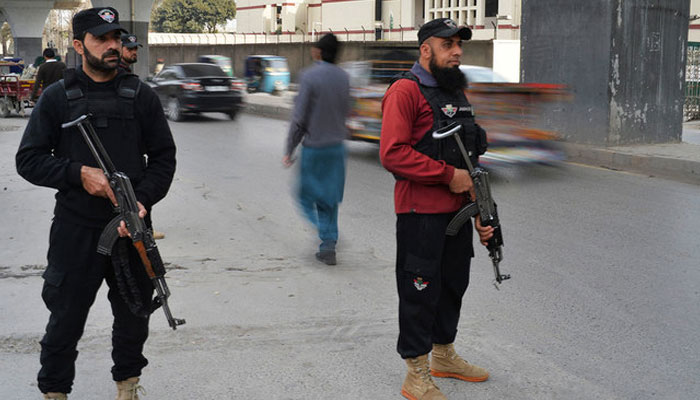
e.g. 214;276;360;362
343;61;569;166
244;55;290;94
459;64;568;165
0;59;37;118
147;63;246;121
197;55;234;77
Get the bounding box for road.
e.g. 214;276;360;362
1;112;699;399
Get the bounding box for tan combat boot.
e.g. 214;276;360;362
43;393;67;400
115;377;145;400
430;343;489;382
401;354;447;400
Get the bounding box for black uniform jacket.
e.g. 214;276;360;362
31;60;67;100
16;68;176;228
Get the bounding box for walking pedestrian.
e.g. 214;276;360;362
282;33;351;265
15;7;176;400
31;48;67;102
379;18;495;400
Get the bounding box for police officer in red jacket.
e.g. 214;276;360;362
379;18;494;400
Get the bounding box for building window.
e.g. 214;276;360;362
426;0;480;26
485;0;498;18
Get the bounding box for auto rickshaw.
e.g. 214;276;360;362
244;55;290;94
0;59;37;118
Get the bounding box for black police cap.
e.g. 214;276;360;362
418;18;472;45
121;34;143;48
73;7;127;39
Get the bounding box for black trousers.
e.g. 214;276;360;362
395;212;474;359
38;219;152;394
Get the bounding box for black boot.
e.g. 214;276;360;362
315;250;336;265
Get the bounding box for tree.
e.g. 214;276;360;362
151;0;236;33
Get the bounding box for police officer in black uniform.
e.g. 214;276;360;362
15;7;176;400
119;33;142;74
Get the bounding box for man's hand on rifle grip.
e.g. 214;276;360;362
449;168;475;199
474;217;494;246
117;202;147;238
81;165;117;205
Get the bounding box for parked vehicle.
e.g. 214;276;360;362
147;63;246;121
244;55;290;94
1;57;25;74
0;59;37;118
197;55;234;77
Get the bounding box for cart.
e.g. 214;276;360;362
0;60;37;118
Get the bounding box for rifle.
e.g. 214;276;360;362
432;122;511;288
62;114;186;329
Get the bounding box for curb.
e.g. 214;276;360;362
561;142;700;184
243;102;291;121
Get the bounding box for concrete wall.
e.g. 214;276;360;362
522;0;690;146
13;37;42;64
148;40;494;82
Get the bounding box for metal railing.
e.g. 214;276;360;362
686;42;700;121
148;28;419;45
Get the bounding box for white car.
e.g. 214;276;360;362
459;65;509;83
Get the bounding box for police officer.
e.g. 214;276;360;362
119;33;142;74
15;7;176;400
120;32;169;241
379;18;494;400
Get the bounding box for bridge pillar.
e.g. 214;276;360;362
1;1;53;64
521;0;690;145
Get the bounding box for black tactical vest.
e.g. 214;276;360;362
390;72;487;171
63;68;140;127
61;69;147;182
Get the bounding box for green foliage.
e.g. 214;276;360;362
151;0;236;33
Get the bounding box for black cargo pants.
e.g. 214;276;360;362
395;212;474;359
38;219;152;394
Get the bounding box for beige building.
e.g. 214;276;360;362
235;0;521;42
690;0;700;42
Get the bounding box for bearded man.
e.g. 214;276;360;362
119;33;142;74
379;18;494;400
16;7;176;400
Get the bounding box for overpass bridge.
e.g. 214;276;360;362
0;0;154;77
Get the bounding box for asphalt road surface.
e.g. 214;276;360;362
1;112;699;399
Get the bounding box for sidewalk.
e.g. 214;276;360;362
243;92;700;184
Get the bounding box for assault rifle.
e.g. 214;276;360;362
62;114;186;329
432;122;510;288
